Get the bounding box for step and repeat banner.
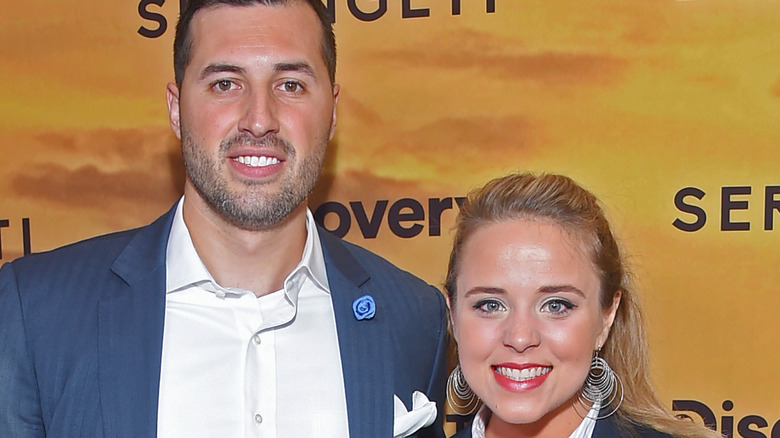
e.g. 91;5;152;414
1;1;779;436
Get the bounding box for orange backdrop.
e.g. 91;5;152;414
2;1;779;436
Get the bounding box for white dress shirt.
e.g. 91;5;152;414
469;402;598;438
157;199;350;438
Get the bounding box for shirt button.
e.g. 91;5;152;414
254;413;263;424
252;333;262;345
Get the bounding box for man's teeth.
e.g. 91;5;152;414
495;366;551;381
235;156;280;167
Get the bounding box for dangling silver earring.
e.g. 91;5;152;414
574;349;624;419
446;364;480;416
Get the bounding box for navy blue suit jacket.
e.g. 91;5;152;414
0;206;449;438
448;414;675;438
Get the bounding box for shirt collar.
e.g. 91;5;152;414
469;402;599;438
469;405;490;438
166;197;330;297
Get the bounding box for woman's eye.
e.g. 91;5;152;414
541;299;575;315
474;299;506;313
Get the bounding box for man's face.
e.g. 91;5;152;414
166;2;338;230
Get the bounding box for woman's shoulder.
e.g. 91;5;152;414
449;416;675;438
594;415;676;438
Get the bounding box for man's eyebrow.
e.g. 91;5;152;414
199;63;246;80
274;62;315;78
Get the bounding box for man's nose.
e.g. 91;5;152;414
237;88;280;137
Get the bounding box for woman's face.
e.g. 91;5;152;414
449;219;619;428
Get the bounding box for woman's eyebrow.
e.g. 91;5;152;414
539;284;586;298
463;287;506;298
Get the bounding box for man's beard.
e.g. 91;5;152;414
180;129;327;231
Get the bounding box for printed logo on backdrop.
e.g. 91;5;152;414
138;0;497;38
673;399;780;438
673;185;780;232
313;196;465;238
0;218;32;260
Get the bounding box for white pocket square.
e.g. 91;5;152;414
393;391;437;438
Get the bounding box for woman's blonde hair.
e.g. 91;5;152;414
445;172;721;438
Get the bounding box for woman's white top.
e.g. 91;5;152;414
469;402;599;438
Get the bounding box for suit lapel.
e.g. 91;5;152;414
319;228;395;438
97;207;175;438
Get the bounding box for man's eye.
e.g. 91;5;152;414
282;81;302;93
215;80;233;91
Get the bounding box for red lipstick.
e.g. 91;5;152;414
492;363;552;392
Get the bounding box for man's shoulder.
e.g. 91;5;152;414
5;206;175;277
10;227;140;271
449;427;473;438
317;226;438;291
316;227;447;323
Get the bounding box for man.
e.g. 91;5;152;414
0;1;448;437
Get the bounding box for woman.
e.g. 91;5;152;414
445;173;721;438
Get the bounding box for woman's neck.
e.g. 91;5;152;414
484;399;586;438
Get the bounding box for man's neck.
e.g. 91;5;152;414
181;195;309;297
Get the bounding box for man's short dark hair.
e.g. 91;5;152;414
173;0;336;87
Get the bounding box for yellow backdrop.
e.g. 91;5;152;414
2;1;779;436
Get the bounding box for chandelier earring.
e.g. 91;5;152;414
574;348;624;419
446;364;480;416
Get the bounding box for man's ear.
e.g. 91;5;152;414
328;83;339;140
166;82;182;140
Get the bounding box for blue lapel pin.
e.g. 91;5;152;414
352;295;376;320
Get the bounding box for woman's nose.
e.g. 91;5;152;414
502;312;541;353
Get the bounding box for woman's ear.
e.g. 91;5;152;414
597;290;622;348
445;290;458;342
